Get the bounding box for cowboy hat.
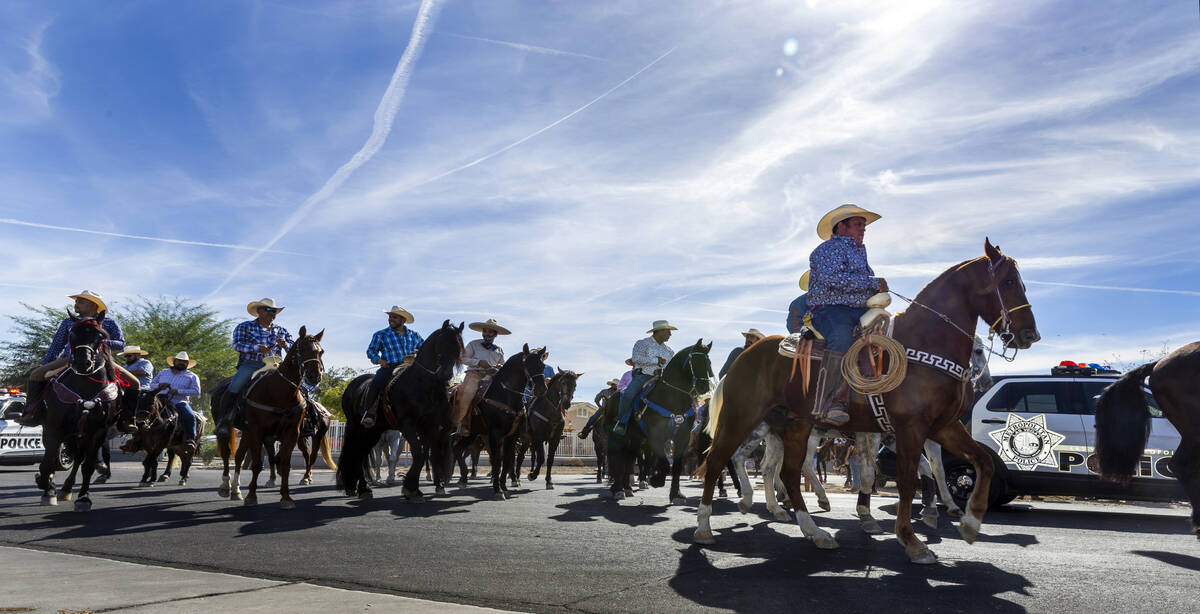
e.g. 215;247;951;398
246;298;285;317
262;355;283;368
646;320;678;333
741;328;766;340
606;379;619;387
383;305;414;324
469;318;511;335
119;345;149;357
69;290;107;313
167;351;197;369
799;270;810;291
816;204;881;240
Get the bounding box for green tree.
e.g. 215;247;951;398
0;303;71;387
314;365;363;421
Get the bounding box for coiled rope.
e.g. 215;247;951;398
841;334;907;395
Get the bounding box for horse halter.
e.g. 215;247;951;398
277;338;324;389
982;257;1031;361
68;319;107;376
660;350;711;400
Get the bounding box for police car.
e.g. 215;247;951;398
0;388;72;469
879;362;1184;508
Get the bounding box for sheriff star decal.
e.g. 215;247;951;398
988;414;1065;471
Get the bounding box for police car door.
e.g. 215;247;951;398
977;379;1085;475
1079;380;1180;482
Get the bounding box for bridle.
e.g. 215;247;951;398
68;319;107;376
408;328;461;379
659;350;712;400
275;337;324;389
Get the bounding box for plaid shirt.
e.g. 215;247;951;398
366;326;424;365
43;316;126;364
232;320;294;365
807;235;880;308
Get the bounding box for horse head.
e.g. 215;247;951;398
523;345;549;395
416;320;464;380
134;389;164;426
682;339;714;397
67;315;109;376
975;239;1040;350
291;325;325;388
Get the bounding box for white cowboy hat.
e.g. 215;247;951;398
119;345;150;357
816;204;881;240
246;298;285;317
167;351;197;368
262;355;283;368
469;318;511;335
606;379;620;387
799;270;810;291
69;290;107;313
646;320;678;333
741;328;766;340
383;305;414;324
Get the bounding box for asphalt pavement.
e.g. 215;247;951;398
0;460;1197;613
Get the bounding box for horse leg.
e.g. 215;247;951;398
278;431;298;510
893;429;936;563
36;433;60;506
264;440;277;489
243;433;265;506
231;432;250;502
529;441;544;482
296;435;312;486
732;443;755;514
924;440;962;518
218;429;235;498
669;438;687;505
777;423;836;549
387;432;400;486
504;435;519;493
917;452;940;528
855;432;885;535
58;442;81;502
400;426;426;502
694;389;756;544
763;432;793;521
801;454;827;512
74;435;100;512
931;421;993;548
487;428;505;499
179;450;193;486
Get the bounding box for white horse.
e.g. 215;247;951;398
369;429;404;486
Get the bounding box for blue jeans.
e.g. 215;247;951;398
229;361;265;394
370;364;396;393
812;304;867;353
174;402;197;440
616;371;653;428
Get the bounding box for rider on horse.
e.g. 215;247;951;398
149;351;202;455
215;298;293;437
719;328;765;378
119;346;154;388
361;305;423;428
787;271;811;333
18;290;139;428
452;318;511;437
578;378;619;439
611;320;676;437
808;204;889;426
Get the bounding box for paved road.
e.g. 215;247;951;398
1;461;1197;613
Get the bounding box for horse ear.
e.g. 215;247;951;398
695;338;703;348
523;343;530;354
457;321;465;332
442;319;450;328
575;372;584;378
705;341;713;352
298;325;307;338
314;329;324;342
984;237;1002;263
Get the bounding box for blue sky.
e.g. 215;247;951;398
2;1;1198;400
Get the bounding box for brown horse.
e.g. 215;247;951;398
226;326;324;509
1096;341;1200;538
120;390;206;486
695;240;1039;564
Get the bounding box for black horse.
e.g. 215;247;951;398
609;339;714;503
516;369;581;490
338;320;464;501
453;344;547;499
585;388;618;484
34;316;135;511
120;390;202;486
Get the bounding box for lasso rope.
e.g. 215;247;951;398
841;334;907;395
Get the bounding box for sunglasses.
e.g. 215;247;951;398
261;307;279;314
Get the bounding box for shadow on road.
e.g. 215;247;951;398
1132;549;1200;572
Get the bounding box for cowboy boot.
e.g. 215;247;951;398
214;390;237;438
361;386;380;429
118;388;138;432
813;350;851;426
15;379;48;427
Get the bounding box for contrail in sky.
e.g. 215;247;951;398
0;218;300;254
441;32;606;61
1026;280;1200;297
207;0;445;298
408;46;675;189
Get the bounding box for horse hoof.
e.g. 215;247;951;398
493;492;507;501
546;483;554;491
812;534;839;550
638;480;649;490
819;500;831;512
718;489;728;498
947;507;964;519
74;498;92;513
773;509;793;522
244;496;257;506
358;490;373;500
218;486;230;498
157;475;168;482
612;491;626;501
386;477;396;486
921;511;939;529
672;497;686;506
433;486;445;495
909;549;939;565
693;529;716;545
300;477;312;486
58;492;72;502
957;516;981;544
280;499;296;510
624;488;634;498
230;490;243;501
179;478;189;487
94;475;109;485
41;495;56;506
860;519;886;535
456;480;468;489
737;500;751;514
265;480;276;489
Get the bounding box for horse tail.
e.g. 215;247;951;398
1095;362;1156;483
704;378;726;440
336;374;374;492
320;429;338;472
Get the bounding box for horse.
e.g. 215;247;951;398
34;315;136;511
581;389;618;484
296;397;337;485
369;429;405;486
609;339;714;503
226;326;325;508
695;240;1040;564
1096;341;1200;538
691;401;742;499
451;344;548;499
516;369;581;490
453;433;486;483
120;390;207;486
338;320;464;501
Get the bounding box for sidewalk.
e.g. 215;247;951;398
1;546;518;613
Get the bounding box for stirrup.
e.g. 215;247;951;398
820;408;850;426
360;412;377;428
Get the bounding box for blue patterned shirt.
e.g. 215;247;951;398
43;317;126;364
125;358;154;388
366;326;424;365
787;293;809;333
808;235;880;308
232;320;294;365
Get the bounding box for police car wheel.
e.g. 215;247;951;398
57;444;75;472
943;456;1006;510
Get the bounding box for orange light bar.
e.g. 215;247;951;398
6;388;19;394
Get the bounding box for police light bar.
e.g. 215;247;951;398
5;388;18;394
